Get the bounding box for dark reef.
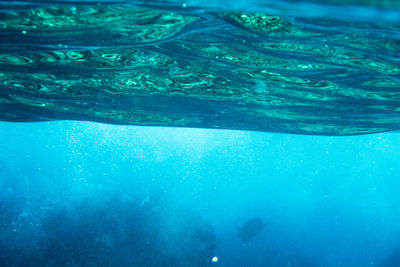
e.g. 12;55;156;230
0;191;217;267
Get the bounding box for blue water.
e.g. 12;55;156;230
1;121;400;266
1;0;400;265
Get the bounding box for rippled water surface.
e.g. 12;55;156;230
0;0;399;135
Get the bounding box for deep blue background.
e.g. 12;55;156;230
1;121;400;266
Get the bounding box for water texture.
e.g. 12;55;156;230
1;122;400;267
0;1;399;135
1;2;400;266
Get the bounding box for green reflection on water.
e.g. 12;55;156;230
0;5;399;135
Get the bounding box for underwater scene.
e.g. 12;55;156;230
1;0;400;266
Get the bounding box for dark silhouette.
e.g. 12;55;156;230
237;218;269;242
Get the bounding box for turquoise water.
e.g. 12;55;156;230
1;121;400;266
1;1;400;266
1;0;399;135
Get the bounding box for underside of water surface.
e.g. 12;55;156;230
0;0;399;135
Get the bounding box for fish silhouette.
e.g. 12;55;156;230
237;218;269;242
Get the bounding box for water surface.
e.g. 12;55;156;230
1;0;399;135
